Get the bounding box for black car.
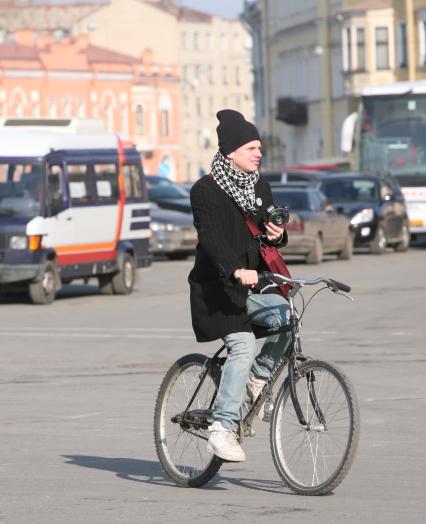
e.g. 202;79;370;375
145;175;192;214
318;173;410;254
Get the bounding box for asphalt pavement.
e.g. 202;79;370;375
1;247;425;523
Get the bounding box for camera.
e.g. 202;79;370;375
263;204;290;227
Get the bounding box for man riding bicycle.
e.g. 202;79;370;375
188;109;290;462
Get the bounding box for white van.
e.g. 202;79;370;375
0;118;151;304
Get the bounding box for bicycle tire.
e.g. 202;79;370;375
154;353;222;487
270;359;360;495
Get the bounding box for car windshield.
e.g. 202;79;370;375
146;177;189;200
320;178;378;203
0;161;43;217
272;190;310;211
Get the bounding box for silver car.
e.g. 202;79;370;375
271;185;353;264
149;203;197;260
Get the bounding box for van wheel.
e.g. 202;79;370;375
112;253;136;294
29;261;57;305
306;236;323;264
394;224;410;252
370;226;387;254
98;275;114;295
337;231;353;260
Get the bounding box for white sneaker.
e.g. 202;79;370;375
206;421;246;462
246;373;273;421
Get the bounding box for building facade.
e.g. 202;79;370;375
244;0;426;168
72;0;255;180
0;29;180;174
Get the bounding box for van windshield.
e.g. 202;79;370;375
0;162;43;217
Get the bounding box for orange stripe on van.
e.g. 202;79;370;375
55;241;116;255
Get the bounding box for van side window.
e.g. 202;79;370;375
68;164;93;205
94;164;119;202
123;164;142;199
48;165;65;215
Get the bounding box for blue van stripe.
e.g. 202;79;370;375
130;221;150;231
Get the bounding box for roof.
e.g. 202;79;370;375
0;130;119;157
0;118;119;156
362;80;426;96
0;3;105;31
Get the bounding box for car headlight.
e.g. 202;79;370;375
151;222;179;232
9;235;28;250
350;208;374;226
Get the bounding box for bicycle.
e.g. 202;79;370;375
154;271;360;495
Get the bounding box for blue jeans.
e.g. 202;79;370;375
213;292;290;432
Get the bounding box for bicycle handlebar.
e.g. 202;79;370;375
258;271;351;293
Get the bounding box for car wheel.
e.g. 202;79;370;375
28;261;57;305
111;253;136;295
393;224;410;253
338;231;353;260
306;236;323;264
370;226;387;254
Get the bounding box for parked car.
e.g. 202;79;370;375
149;203;197;260
318;173;410;254
262;169;329;184
271;184;353;264
145;175;192;214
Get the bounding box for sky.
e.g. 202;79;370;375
176;0;245;19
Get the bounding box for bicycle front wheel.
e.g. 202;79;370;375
154;353;222;487
270;359;360;495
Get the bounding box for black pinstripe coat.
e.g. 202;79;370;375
188;174;288;342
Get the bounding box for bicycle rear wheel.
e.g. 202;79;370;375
154;353;222;487
270;359;360;495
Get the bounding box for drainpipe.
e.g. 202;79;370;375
261;0;274;166
318;0;334;158
405;0;416;82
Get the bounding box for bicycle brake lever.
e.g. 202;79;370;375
337;291;355;302
259;282;278;294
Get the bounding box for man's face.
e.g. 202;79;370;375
229;140;262;173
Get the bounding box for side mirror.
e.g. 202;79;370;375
322;199;335;213
341;112;358;154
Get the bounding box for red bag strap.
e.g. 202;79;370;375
242;212;263;238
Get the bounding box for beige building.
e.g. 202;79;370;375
0;0;254;181
75;0;254;180
244;0;426;168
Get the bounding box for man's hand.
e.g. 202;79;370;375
233;268;258;287
265;222;284;242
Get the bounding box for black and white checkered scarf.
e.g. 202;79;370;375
211;151;259;212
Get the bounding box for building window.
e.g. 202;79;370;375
196;97;202;117
208;65;214;84
375;27;390;70
222;65;228;84
206;32;211;49
346;27;352;71
193;32;199;50
235;66;241;85
181;31;187;49
398;21;407;68
356;28;365;71
160;109;170;137
136;104;144;135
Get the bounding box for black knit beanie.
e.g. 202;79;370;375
216;109;260;156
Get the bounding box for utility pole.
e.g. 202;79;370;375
261;0;275;167
318;0;334;158
405;0;416;82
